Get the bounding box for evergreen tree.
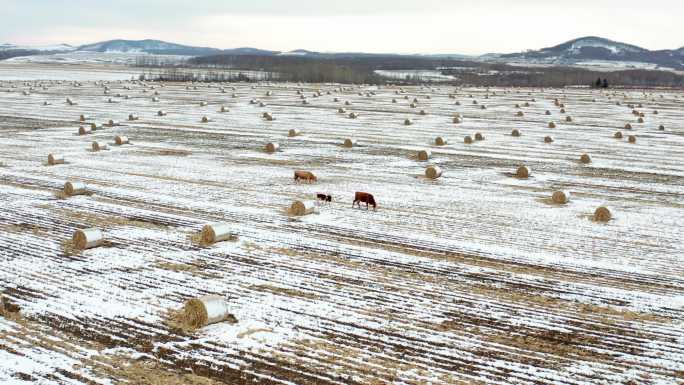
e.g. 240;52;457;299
595;78;602;88
602;78;609;88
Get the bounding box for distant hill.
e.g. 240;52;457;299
493;36;684;70
75;39;222;56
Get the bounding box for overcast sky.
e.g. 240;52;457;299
1;0;682;54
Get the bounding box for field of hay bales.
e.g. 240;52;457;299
1;66;684;384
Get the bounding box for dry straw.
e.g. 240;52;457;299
417;149;431;161
425;165;442;179
64;181;87;196
265;142;280;153
515;165;531;178
47;154;65;165
579;153;591;164
290;200;316;216
552;190;571;204
594;206;612;222
73;228;104;250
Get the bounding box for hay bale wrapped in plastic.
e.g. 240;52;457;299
201;116;212;123
200;223;234;245
178;296;236;329
47;154;65;165
288;129;301;137
425;165;442;179
78;126;92;136
128;114;139;121
290;200;316;216
417;150;431;161
263;112;275;121
435;137;448;146
220;105;228;113
73;228;104;250
265;142;280;153
157;110;167;116
552;190;571;204
64;181;87;196
114;136;129;145
92;141;108;151
348;112;358;119
464;135;473;144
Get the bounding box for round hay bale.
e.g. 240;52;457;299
92;141;108;151
200;101;208;107
511;129;521;137
290;200;316;216
453;117;462;124
480;105;487;110
114;136;129;145
579;153;591;164
417;149;431;161
64;181;87;196
179;296;234;329
157;110;167;116
345;100;352;106
637;117;644;123
338;107;347;113
343;138;357;148
614;131;623;139
551;190;571;204
455;101;461;106
263;112;275;121
628;135;637;144
259;102;267;107
545;110;551;115
435;137;448;146
404;118;413;126
419;109;427;116
220;106;228;113
653;110;658;115
392;98;397;103
659;124;665;131
624;123;632;130
79;114;88;122
47;154;64;165
288;128;301;137
474;132;484;141
152;97;159;102
544;136;554;143
78;126;91;136
515;103;521;108
516;166;531;179
201;116;211;123
348;112;358;119
107;119;119;127
516;111;524;117
128;114;138;121
265;142;280;153
425;165;442;179
565;116;573;122
200;223;234;245
464;135;473;144
410;103;417;108
548;121;556;128
560;108;566;114
73;228;104;250
594;206;612;222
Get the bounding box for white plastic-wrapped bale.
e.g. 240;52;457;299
114;136;129;145
343;138;357;148
417;150;431;161
290;200;316;216
338;107;347;113
179;296;236;329
152;97;159;102
64;181;87;196
107;119;119;127
92;141;108;151
265;142;280;153
288;129;302;137
220;106;228;113
157;110;167;116
128;114;138;121
435;137;448;146
425;165;442;179
199;101;208;107
200;223;234;244
263;112;275;121
47;154;65;165
552;190;571;204
73;228;104;250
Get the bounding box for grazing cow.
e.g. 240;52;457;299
317;193;332;203
294;170;317;183
353;192;377;211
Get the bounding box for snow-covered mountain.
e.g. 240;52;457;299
0;43;74;52
494;36;684;70
76;39;221;56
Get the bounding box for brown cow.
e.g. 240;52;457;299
353;192;376;211
294;170;317;183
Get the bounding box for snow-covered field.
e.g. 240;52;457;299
1;67;683;384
